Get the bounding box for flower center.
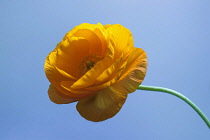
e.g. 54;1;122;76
80;54;104;75
86;60;95;70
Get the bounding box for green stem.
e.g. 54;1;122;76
137;85;210;129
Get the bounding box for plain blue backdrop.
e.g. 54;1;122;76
1;0;210;139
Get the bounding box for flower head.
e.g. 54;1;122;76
44;23;147;122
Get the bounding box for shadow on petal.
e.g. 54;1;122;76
76;87;127;122
48;84;78;104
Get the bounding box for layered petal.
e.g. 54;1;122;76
76;48;147;122
45;47;98;99
105;24;134;59
45;23;148;122
46;23;108;80
70;37;115;89
76;86;127;122
48;84;78;104
59;28;105;78
84;54;128;91
45;23;110;98
64;23;108;57
117;47;147;93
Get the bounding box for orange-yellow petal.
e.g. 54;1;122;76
45;23;111;98
48;84;78;104
117;47;147;93
76;47;147;122
45;51;96;99
103;24;112;29
105;24;134;59
76;86;127;122
44;23;148;122
46;23;108;80
70;39;115;89
64;23;108;57
95;53;127;83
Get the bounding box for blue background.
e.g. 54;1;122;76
1;0;210;139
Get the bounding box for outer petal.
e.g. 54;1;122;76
105;24;134;59
45;50;96;99
76;86;127;122
76;47;147;122
64;23;108;57
118;47;147;93
45;23;110;98
48;84;78;104
103;24;112;29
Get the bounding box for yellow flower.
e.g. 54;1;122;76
44;23;147;122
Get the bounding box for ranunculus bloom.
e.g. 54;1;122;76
44;23;147;122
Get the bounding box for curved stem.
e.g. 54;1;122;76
137;85;210;129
